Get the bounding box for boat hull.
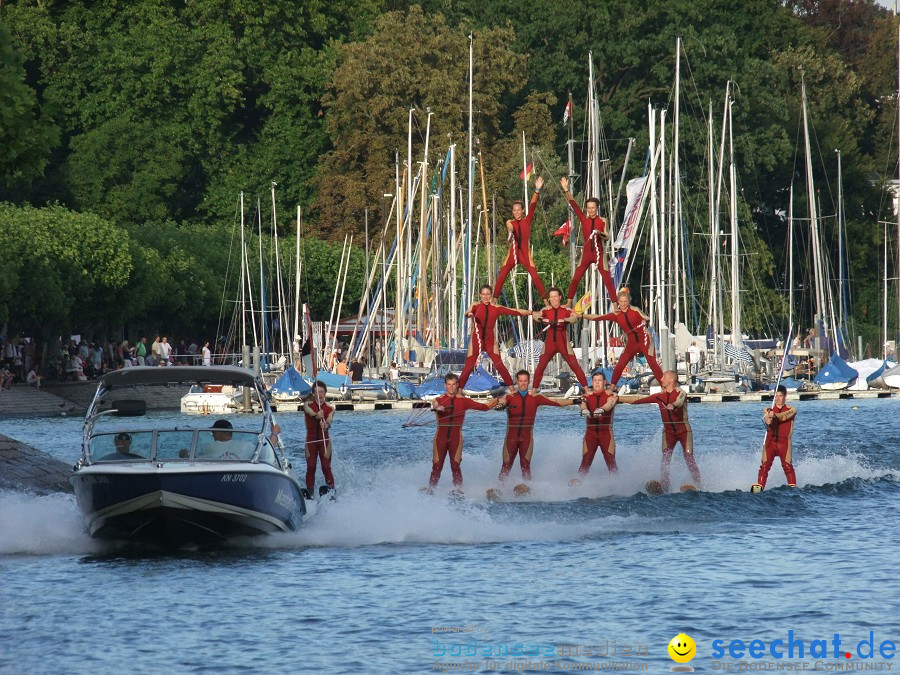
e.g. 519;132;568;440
71;465;306;545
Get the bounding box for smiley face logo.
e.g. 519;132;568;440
668;633;696;665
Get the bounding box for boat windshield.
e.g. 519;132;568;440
91;431;154;462
89;430;266;463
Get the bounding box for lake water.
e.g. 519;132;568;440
1;397;898;673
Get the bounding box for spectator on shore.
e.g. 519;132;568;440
0;365;14;390
26;366;44;389
335;357;348;376
350;358;364;383
159;336;172;366
150;336;161;366
136;337;148;366
202;341;211;367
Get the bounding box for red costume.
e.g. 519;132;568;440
494;192;548;300
303;399;335;492
580;391;617;474
429;393;491;487
593;307;664;385
565;199;618;306
532;305;587;388
757;403;797;489
632;389;701;492
458;302;519;387
499;391;562;481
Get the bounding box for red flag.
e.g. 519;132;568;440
553;220;571;246
562;100;572;126
519;162;534;181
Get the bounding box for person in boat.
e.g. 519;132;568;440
626;370;701;492
578;287;664;387
459;285;532;388
198;419;254;460
99;432;145;461
426;373;499;491
303;380;336;495
531;287;588;391
560;176;617;308
579;371;619;475
495;369;575;483
752;384;797;492
494;175;548;304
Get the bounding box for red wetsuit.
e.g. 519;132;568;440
458;302;518;387
499;391;561;481
593;307;664;385
580;391;617;474
303;400;335;491
632;389;701;492
494;192;548;300
532;305;587;388
565;199;618;306
429;393;491;487
757;403;797;489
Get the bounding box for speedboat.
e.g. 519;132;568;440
180;383;244;414
71;366;307;545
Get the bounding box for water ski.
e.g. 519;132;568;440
568;477;582;487
419;486;435;496
749;483;763;493
513;483;531;497
486;488;502;502
318;485;336;501
300;488;313;500
679;484;698;493
645;480;665;495
448;488;465;501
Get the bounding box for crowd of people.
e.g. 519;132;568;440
0;334;216;387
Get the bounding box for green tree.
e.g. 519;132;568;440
0;21;59;186
0;203;132;337
315;6;528;236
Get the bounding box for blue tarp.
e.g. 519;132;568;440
415;377;445;398
395;381;418;399
313;370;394;393
814;353;858;388
270;367;311;399
866;360;892;384
462;366;502;393
414;367;502;398
769;377;802;391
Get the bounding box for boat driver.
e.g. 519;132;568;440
99;432;145;461
198;419;253;460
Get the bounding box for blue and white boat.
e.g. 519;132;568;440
813;353;859;391
71;366;307;545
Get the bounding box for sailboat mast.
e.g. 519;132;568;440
801;74;826;330
728;96;740;350
673;37;682;327
836;150;844;334
567;92;576;274
294;205;302;358
240;192;247;349
466;33;474;311
788;185;795;334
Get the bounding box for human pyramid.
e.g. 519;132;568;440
420;174;798;499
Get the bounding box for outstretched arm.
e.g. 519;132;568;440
580;312;616;322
